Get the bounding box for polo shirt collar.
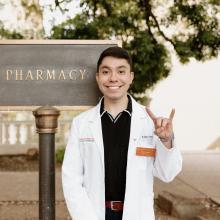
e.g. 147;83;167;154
100;95;132;117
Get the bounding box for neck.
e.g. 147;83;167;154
104;95;129;118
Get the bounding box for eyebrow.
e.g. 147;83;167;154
100;66;111;70
117;65;127;69
100;65;127;70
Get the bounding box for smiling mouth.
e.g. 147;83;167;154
106;86;122;90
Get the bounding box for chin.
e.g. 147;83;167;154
104;93;126;101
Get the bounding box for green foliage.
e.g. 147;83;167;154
169;0;220;62
52;14;99;39
49;0;220;96
55;148;65;164
0;22;24;39
128;31;170;94
0;1;44;39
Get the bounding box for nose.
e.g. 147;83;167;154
109;72;118;82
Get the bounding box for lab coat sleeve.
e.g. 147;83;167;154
62;119;98;220
153;135;182;182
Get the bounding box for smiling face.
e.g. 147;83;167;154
96;56;134;102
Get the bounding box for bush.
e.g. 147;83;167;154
56;148;65;164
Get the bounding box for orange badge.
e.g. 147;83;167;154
136;147;156;157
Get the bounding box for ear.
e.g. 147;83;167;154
96;72;99;82
130;72;134;83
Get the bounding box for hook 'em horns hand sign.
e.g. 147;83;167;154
146;108;175;149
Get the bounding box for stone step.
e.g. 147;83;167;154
157;191;220;220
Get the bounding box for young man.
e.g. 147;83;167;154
62;47;182;220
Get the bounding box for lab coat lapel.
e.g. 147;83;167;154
127;97;147;159
88;96;147;174
88;100;105;171
123;97;148;220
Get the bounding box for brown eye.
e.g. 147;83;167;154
119;70;125;74
102;70;109;75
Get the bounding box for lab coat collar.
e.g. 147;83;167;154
88;94;147;172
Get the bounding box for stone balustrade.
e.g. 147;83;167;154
0;119;71;155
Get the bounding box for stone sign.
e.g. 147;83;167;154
0;40;120;110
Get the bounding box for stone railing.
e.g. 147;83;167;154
0;119;71;155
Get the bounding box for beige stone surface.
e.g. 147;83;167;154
155;151;220;201
0;151;220;219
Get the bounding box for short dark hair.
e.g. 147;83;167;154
97;46;133;72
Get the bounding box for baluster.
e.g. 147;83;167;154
0;117;2;144
59;123;65;145
5;123;10;145
31;124;38;144
26;123;33;144
16;123;21;144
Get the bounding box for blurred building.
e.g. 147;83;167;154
0;0;44;39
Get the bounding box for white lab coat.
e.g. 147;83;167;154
62;96;182;220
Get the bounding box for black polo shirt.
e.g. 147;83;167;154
100;96;132;201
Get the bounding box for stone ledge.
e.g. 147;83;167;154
157;191;220;219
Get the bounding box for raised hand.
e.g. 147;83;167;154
146;108;175;149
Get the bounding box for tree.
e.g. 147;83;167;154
0;21;24;39
0;0;44;39
50;0;220;100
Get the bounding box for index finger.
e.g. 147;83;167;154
146;107;156;122
169;108;175;121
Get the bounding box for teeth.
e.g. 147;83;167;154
108;86;120;89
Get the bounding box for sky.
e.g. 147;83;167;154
39;0;81;36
